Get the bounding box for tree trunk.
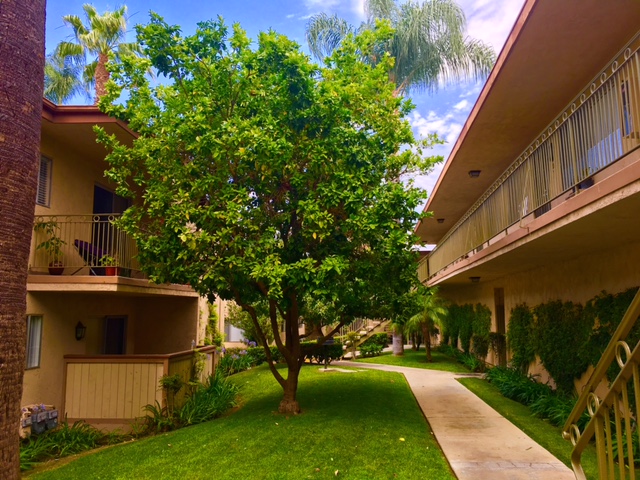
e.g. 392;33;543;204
278;362;301;414
94;52;110;104
423;326;432;362
392;331;404;356
0;1;45;477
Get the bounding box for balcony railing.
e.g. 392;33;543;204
30;214;141;277
425;31;640;281
562;289;640;479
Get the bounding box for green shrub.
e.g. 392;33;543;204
362;332;390;348
20;420;111;471
359;343;384;357
471;304;491;359
177;371;239;426
507;304;536;373
218;349;253;376
533;300;588;396
458;304;475;353
301;341;344;364
445;304;460;348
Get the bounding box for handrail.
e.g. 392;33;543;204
427;30;640;279
562;289;640;479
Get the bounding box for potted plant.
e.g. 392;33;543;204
100;254;119;276
33;220;66;275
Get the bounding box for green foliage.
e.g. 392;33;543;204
471;303;492;360
99;15;440;408
33;219;66;262
457;304;474;353
436;344;484;372
226;302;275;346
20;420;115;471
444;304;460;347
204;304;224;347
485;366;590;432
218;349;254;376
488;332;506;362
581;288;639;382
142;372;239;434
361;332;390;348
359;343;384;357
507;304;536;374
301;341;344;364
532;300;588;396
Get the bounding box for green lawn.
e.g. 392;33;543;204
458;377;600;480
354;348;470;373
29;365;454;480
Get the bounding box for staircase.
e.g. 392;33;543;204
339;319;391;358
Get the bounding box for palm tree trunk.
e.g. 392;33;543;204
392;331;404;356
422;325;432;362
94;52;110;103
0;1;45;476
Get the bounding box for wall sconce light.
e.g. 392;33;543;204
469;276;481;283
468;170;481;178
437;218;445;224
75;321;86;341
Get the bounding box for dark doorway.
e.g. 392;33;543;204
104;316;127;354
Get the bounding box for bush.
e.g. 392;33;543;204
218;349;253;376
143;371;239;434
471;304;491;359
301;341;344;364
533;300;588;396
507;304;536;373
361;332;390;348
457;304;475;353
20;420;116;471
177;371;239;426
359;343;384;357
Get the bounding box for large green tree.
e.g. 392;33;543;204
0;0;45;476
99;16;437;414
53;4;139;103
306;0;495;95
44;53;90;104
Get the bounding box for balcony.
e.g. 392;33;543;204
30;213;140;277
423;32;640;283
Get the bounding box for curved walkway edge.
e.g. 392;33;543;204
335;361;575;480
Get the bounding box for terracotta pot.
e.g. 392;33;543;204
105;266;118;276
48;263;64;275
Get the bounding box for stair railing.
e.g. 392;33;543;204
562;289;640;479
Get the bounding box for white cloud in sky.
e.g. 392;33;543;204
453;99;470;111
457;0;524;52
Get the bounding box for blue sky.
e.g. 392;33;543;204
45;0;525;199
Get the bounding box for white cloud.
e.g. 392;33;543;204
286;14;296;19
457;0;525;53
453;99;470;111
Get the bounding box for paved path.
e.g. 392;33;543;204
335;361;575;480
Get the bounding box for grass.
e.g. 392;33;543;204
458;377;600;480
354;347;470;373
29;364;455;480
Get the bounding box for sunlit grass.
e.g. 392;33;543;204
354;347;470;373
30;365;455;480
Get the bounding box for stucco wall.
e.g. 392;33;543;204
438;238;640;375
22;291;199;413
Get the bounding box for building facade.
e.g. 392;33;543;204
416;0;640;372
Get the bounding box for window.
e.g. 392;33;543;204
36;156;52;207
26;315;43;369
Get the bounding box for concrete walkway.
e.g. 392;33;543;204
335;361;575;480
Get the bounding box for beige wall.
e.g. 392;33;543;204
439;238;640;372
22;292;199;412
38;132;117;217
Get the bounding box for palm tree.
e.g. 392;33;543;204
44;53;91;104
0;0;45;477
406;287;448;362
306;0;495;96
54;4;139;103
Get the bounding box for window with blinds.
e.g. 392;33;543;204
36;156;52;207
26;315;43;369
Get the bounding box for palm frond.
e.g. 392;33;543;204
305;13;356;60
44;53;91;104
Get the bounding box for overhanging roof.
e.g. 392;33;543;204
41;99;136;158
415;0;640;243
